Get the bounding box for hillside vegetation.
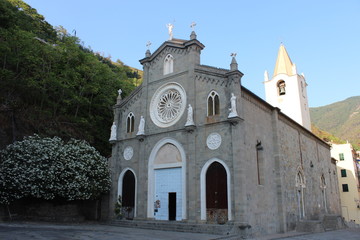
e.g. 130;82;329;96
311;125;346;145
310;96;360;150
0;0;142;156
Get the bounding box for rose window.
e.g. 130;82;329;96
157;90;183;122
150;82;186;128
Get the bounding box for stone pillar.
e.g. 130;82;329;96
186;129;197;222
272;108;287;232
231;120;247;222
136;138;147;220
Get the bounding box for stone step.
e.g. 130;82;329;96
295;215;345;233
109;219;247;236
322;215;345;231
296;220;324;233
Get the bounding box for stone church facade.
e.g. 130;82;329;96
108;31;341;236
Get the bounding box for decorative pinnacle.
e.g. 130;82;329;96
230;53;238;71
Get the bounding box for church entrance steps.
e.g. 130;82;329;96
109;219;251;236
322;215;346;231
295;215;345;233
295;220;324;233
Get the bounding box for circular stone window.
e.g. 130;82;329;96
150;82;186;128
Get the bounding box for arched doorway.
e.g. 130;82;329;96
206;162;228;223
118;168;137;219
200;158;232;223
122;170;135;219
147;138;187;221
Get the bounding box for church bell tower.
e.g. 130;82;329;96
264;44;311;130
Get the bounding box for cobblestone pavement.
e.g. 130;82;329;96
245;228;360;240
0;222;359;240
0;222;220;240
268;228;360;240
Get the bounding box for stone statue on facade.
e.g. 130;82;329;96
117;88;122;104
228;93;239;118
137;116;145;135
109;122;117;141
166;23;174;40
185;104;195;126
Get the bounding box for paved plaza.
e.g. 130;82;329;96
0;222;359;240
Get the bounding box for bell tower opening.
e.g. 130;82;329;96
277;80;286;95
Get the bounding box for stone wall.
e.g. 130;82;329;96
240;90;279;236
1;198;103;222
109;36;342;238
240;89;341;235
0;205;6;221
278;114;341;230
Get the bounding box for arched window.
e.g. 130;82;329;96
277;80;286;95
207;91;220;116
320;175;327;213
256;141;264;185
126;112;135;133
296;171;305;219
163;54;174;75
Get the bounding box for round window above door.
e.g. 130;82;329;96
150;82;186;128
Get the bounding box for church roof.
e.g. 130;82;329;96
273;44;294;77
139;37;204;65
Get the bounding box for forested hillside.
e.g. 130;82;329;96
311;125;346;145
310;96;360;150
0;0;141;156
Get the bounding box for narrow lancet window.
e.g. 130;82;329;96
296;171;305;219
256;141;264;185
163;54;174;75
127;112;135;133
207;91;220;116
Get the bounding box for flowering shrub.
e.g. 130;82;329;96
114;195;122;218
0;135;110;205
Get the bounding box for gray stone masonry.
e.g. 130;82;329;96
108;32;342;238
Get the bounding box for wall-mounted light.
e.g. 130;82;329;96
256;140;263;151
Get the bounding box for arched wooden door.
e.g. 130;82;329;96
206;162;228;224
122;170;135;219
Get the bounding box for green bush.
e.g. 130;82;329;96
0;134;110;205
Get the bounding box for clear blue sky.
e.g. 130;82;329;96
25;0;360;107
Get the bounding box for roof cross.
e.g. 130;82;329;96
190;22;197;31
146;41;152;49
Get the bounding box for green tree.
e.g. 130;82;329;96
0;135;110;205
0;0;141;155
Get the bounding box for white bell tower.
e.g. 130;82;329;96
264;44;311;130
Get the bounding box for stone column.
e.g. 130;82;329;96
136;138;147;219
272;108;286;232
186;129;197;222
